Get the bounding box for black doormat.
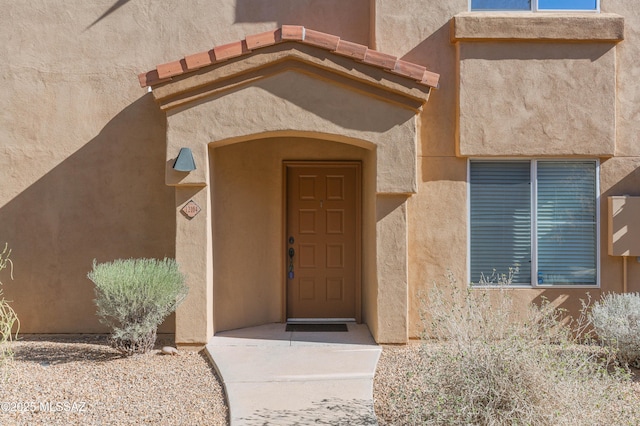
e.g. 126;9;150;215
286;323;348;332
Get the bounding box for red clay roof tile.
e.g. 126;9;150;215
392;59;427;81
138;69;171;87
421;70;440;88
303;29;340;50
213;40;250;61
184;50;214;71
157;59;188;79
334;39;368;61
363;50;397;70
138;26;439;89
245;28;282;49
281;25;305;41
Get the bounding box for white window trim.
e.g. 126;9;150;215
469;0;600;12
466;158;601;289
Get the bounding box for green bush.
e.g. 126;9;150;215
88;258;188;356
589;292;640;367
382;270;633;425
0;242;18;376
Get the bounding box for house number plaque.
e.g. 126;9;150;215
181;200;201;219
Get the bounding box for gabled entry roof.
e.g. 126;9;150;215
138;25;440;90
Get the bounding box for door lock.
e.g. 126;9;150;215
288;247;295;279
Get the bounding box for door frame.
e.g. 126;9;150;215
282;160;362;323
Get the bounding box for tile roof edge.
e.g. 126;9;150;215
138;26;440;90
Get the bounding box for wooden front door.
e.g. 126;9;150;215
286;162;361;320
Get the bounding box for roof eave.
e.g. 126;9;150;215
138;25;440;91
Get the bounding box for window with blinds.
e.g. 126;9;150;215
469;160;598;286
470;0;598;11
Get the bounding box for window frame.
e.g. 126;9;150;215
466;158;600;289
469;0;600;12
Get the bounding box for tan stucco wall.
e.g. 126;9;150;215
601;157;640;294
451;12;624;42
164;70;419;194
3;0;640;341
601;0;640;294
374;0;640;338
457;40;617;157
0;2;176;333
375;195;410;343
0;0;371;333
174;185;214;344
613;2;640;158
375;0;470;338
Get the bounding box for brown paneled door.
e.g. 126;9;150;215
286;162;361;320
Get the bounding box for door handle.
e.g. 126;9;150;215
288;247;295;279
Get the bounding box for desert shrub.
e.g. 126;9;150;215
382;270;634;426
0;243;18;376
88;258;187;356
589;292;640;367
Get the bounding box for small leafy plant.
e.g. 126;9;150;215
0;243;18;375
88;258;188;356
589;292;640;367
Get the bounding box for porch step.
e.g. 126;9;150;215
205;323;381;425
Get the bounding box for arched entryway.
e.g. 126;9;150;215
210;136;374;332
139;26;438;345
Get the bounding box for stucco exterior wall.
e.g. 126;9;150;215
457;41;617;157
0;0;371;333
375;0;640;338
2;0;640;341
602;0;640;294
374;0;470;338
164;70;419;194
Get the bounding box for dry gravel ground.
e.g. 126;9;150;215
374;342;640;426
0;335;228;426
4;337;639;426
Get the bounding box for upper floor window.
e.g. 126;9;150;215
470;0;599;11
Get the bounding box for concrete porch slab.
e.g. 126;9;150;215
226;379;377;425
205;323;381;425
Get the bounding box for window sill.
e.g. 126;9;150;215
451;12;624;43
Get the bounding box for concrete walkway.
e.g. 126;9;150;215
205;323;381;425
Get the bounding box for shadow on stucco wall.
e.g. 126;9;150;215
401;22;451;75
0;93;175;334
234;0;370;45
86;0;133;30
402;22;457;158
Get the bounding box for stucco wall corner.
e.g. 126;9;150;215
375;194;410;344
174;185;213;345
375;115;419;195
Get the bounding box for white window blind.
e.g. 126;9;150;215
470;161;532;284
536;161;597;285
470;160;598;286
